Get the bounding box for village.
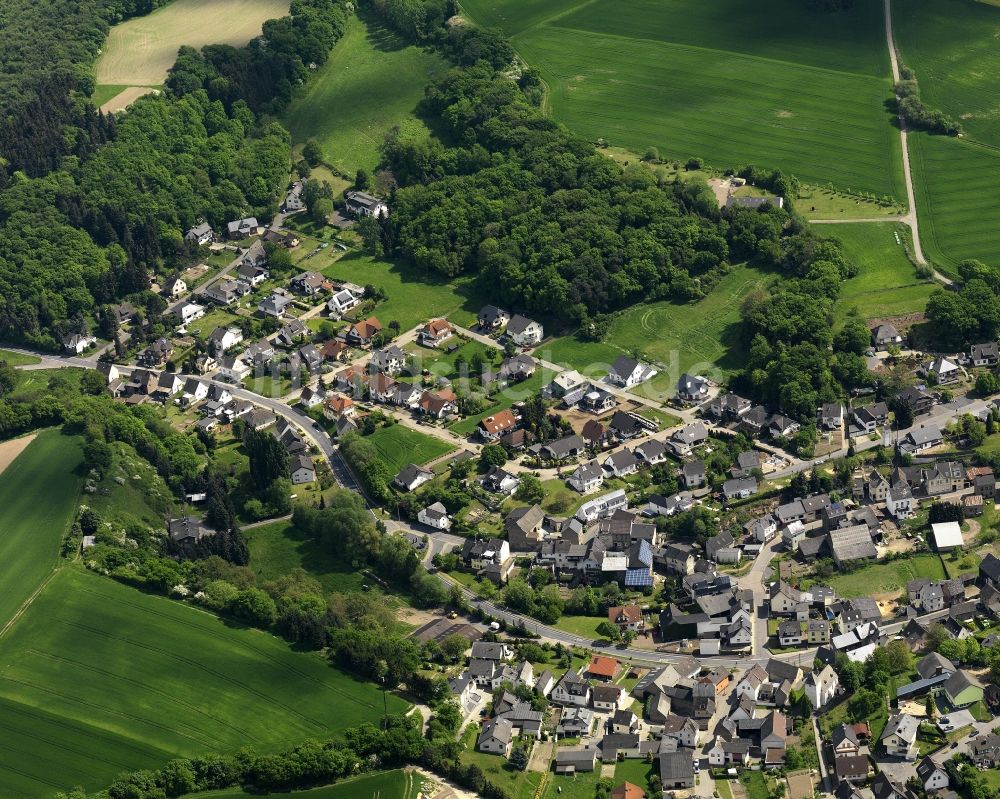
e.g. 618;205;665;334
45;181;1000;799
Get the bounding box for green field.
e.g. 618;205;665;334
186;769;417;798
367;424;455;472
463;0;903;198
285;14;448;174
824;553;945;598
449;370;547;437
0;431;83;628
0;348;40;366
0;568;405;796
820;222;936;323
246;519;383;595
908;134;1000;270
541;263;768;381
321;253;484;331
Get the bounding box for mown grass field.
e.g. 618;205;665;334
0;431;83;628
367;424;455;471
0;348;40;366
821;222;936;323
321;253;485;331
823;553;945;598
95;0;289;88
542;263;768;382
463;0;902;198
285;14;448;174
908;133;1000;270
187;768;417;798
0;568;405;796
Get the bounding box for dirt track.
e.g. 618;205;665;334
0;433;36;478
99;86;157;114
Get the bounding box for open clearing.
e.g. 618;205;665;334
188;769;416;798
99;85;158;114
95;0;289;87
822;553;944;598
462;0;903;198
542;263;768;382
0;568;405;796
320;253;485;331
0;430;82;631
367;424;455;472
821;222;936;323
285;14;448;174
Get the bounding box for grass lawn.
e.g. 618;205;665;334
407;338;500;381
0;348;40;366
185;769;418;798
284;14;448;174
0;430;83;628
614;757;654;791
321;253;486;331
554;615;605;639
741;771;772;799
821;222;936;324
464;0;903;199
449;370;547;437
823;553;945;598
541;263;769;381
907;133;1000;272
0;568;406;797
243;374;294;399
366;424;455;472
189;307;244;341
95;0;289;87
459;727;543;799
246;519;389;596
543;769;601;799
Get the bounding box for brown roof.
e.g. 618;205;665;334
320;339;349;359
351;316;382;339
480;409;517;434
370;372;397;393
424;318;452;337
587;656;620;679
611;782;644;799
582;419;607;443
419;391;454;415
609;605;642;625
325;394;353;414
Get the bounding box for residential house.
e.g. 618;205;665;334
477;718;513;757
807;619;831;645
722;476;757;501
659;752;695;790
568;461;604;494
896;386;934;417
671;422;709;455
506;314;543;346
327;288;359;318
203;279;242;306
556;706;594;738
634;439;667;464
604;449;639;478
804;664;838;709
290;271;327;296
970;341;999;367
608;605;644;633
881;713;919;759
208;326;243;354
505;504;545;551
916;757;949;792
659;543;695;576
226;217;259;239
886;481;915;519
592;684;627;712
554;747;598;775
970;732;1000;768
163;275;187;298
481;465;518;495
258;292;293;318
680;459;706;489
289;454;316;485
185;222;214;245
819;403;845;430
344;190;388;218
62;332;97;354
418;502;452;530
418;318;453;348
871;323;903;349
541;434;586;461
585;656;619;682
237;261;268;287
943;670;984;708
371;345;407;375
768;413;801;438
478;409;518;441
394;463;434;492
345;316;382;347
925;356;961;385
551;671;592;707
477;305;510;330
609;355;656;387
676;373;710;403
778;620;803;647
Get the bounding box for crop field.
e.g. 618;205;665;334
894;0;1000;146
462;0;902;198
0;430;83;630
542;263;768;382
908;133;1000;270
367;424;455;472
321;253;485;330
820;222;936;323
0;568;405;796
95;0;289;88
285;14;448;174
190;769;417;798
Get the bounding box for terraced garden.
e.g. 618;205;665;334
462;0;903;198
0;568;405;796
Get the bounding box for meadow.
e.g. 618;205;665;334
463;0;903;198
907;133;1000;270
284;14;448;174
820;222;936;323
541;263;768;383
367;424;455;471
186;769;418;798
822;553;945;598
321;253;485;331
0;568;405;796
0;431;83;629
0;348;40;366
95;0;289;88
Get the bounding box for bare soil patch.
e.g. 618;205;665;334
0;434;36;478
99;86;157;114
